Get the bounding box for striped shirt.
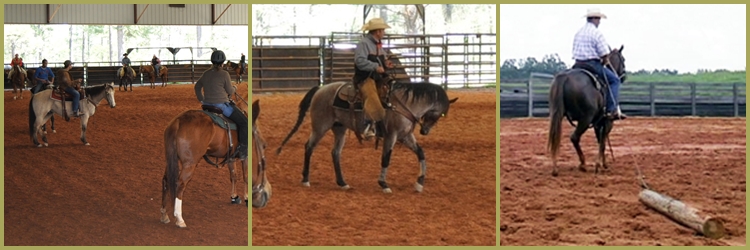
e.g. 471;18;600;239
572;22;609;61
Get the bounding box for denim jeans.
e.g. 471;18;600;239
64;87;80;112
585;61;621;113
203;102;234;117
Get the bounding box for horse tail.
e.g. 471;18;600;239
164;118;181;203
276;85;319;155
28;95;36;140
547;73;567;160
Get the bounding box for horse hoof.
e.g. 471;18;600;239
43;131;47;135
36;144;43;148
43;143;48;147
53;130;57;133
85;143;90;146
382;188;392;194
13;96;16;100
176;221;187;228
578;165;587;172
161;217;170;224
414;183;424;193
302;182;310;187
340;185;351;190
231;196;242;204
552;170;559;177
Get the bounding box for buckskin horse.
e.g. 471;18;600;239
160;97;255;228
118;65;136;92
10;65;27;100
225;60;245;83
276;79;458;194
28;82;117;147
139;65;168;88
547;45;627;177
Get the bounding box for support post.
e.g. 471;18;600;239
639;189;726;239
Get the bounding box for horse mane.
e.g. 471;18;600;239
83;83;109;97
391;82;449;107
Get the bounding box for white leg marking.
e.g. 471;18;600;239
174;198;186;228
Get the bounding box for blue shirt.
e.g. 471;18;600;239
34;66;55;81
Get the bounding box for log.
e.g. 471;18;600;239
638;189;726;239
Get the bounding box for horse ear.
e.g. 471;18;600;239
252;99;260;124
449;97;459;104
619;45;624;52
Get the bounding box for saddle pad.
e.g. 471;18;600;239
202;110;237;131
50;91;85;101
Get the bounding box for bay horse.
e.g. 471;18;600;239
139;65;168;89
160;99;256;228
276;80;458;193
224;61;245;83
28;82;117;147
251;100;271;208
547;45;627;177
118;65;136;92
10;65;27;100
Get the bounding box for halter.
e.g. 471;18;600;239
603;51;626;82
251;123;267;198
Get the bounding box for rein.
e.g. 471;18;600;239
251;123;266;197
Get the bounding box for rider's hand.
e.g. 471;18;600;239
385;61;394;68
376;66;385;73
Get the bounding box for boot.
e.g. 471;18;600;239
360;78;386;122
228;107;248;159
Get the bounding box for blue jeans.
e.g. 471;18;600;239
203;102;234;117
585;61;621;113
64;87;80;112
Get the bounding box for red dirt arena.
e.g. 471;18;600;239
500;117;746;246
251;88;496;246
4;83;249;246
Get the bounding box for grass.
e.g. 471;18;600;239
626;71;746;84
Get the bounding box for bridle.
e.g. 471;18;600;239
251;122;267;198
603;50;626;82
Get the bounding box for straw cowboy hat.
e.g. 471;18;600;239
361;18;391;31
583;8;607;19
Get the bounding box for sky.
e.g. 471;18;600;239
499;4;746;73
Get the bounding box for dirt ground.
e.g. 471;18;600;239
4;83;249;246
251;88;496;246
500;117;746;246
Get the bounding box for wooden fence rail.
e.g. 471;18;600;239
500;73;746;118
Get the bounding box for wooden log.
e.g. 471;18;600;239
638;189;726;239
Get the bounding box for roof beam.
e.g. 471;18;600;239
213;4;232;25
48;4;61;23
135;4;150;24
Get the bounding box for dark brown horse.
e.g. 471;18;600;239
139;65;168;89
160;98;254;228
10;65;27;100
224;60;245;83
547;45;626;177
251;100;271;208
118;65;136;92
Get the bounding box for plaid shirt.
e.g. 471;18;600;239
572;22;609;61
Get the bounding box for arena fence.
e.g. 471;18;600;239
500;72;747;118
4;58;246;90
251;33;496;91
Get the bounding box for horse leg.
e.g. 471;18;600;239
330;124;350;190
302;129;326;187
600;120;614;171
571;116;592;172
241;158;249;206
378;133;398;194
400;133;427;193
80;114;91;146
174;161;197;228
228;161;242;205
160;170;171;224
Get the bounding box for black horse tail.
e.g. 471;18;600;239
28;95;36;141
164;118;181;204
547;74;567;161
276;85;320;155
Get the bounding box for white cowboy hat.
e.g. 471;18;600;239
361;18;391;32
583;8;607;19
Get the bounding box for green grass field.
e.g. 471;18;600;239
626;70;746;84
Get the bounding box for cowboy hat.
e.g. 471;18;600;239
583;8;607;19
361;18;391;32
123;53;128;56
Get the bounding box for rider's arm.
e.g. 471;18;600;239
48;68;55;81
194;77;205;102
33;68;44;81
593;30;610;58
354;40;379;72
223;72;235;96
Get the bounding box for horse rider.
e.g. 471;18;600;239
151;55;161;77
55;60;83;117
120;53;135;79
194;50;248;159
239;53;246;75
32;59;55;94
572;8;627;120
353;17;395;139
8;54;26;79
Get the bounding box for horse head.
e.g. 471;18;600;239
419;95;458;136
605;45;627;82
251;99;271;208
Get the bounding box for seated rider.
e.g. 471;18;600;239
239;53;246;75
55;60;83;117
572;8;626;120
8;54;26;79
151;55;161;77
32;59;55;94
353;17;395;139
194;50;248;159
120;53;135;78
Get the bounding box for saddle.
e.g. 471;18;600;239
332;81;391;111
50;86;85;122
119;66;135;79
201;105;241;167
570;62;609;91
